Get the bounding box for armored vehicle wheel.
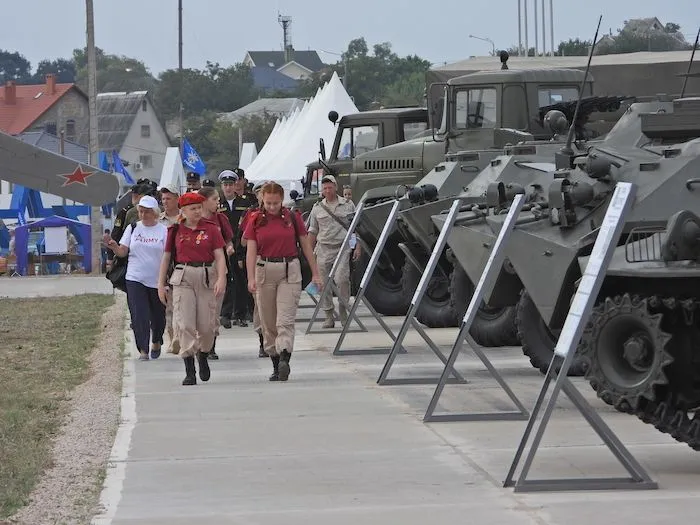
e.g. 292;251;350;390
515;290;586;376
352;251;410;316
400;260;459;328
449;264;519;347
578;294;674;414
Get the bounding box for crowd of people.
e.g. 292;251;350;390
104;168;359;386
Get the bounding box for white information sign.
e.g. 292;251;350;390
44;226;68;254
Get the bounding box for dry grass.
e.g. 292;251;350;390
0;294;115;519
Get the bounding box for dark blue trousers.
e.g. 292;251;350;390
126;280;166;353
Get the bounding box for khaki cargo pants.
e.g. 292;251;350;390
255;257;302;356
169;264;218;359
165;287;181;354
316;242;351;316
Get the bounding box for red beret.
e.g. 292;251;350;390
178;191;206;207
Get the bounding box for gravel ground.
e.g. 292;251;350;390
9;294;127;525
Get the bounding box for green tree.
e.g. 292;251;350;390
594;20;692;54
557;38;592;56
32;58;77;83
72;47;157;93
0;49;32;83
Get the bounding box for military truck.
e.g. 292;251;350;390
349;59;625;318
296;107;429;215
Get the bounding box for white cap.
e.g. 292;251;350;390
138;195;160;211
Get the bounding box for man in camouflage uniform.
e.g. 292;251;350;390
307;174;361;328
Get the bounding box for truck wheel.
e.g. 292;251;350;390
515;290;586;376
400;260;459;328
448;264;519;347
352;251;410;316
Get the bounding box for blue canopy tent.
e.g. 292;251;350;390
13;215;92;275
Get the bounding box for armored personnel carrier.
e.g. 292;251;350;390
437;98;673;355
351;61;623;321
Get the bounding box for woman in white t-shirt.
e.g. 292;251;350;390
105;195;168;360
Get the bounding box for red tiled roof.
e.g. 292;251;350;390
0;82;78;135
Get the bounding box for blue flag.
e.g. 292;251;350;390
182;138;206;175
17;211;26;226
112;150;136;185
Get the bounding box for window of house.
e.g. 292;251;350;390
65;119;76;142
139;155;153;168
454;88;497;129
44;121;57;135
141;125;151;138
141;100;147;112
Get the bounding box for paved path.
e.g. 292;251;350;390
0;275;114;298
93;299;700;524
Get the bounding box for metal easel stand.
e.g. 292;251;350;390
504;182;658;493
332;199;409;356
423;193;529;422
306;202;368;334
377;199;467;386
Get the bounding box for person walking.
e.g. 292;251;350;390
158;192;227;386
238;181;266;357
219;169;256;328
158;184;181;354
307;174;360;328
105;195;168;360
244;182;322;382
199;186;234;360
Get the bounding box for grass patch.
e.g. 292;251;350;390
0;294;115;519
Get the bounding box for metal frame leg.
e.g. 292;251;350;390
306;202;368;334
377;200;467;386
333;200;409;356
504;182;657;493
423;194;529;423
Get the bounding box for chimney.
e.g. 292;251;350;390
45;73;56;95
4;81;16;105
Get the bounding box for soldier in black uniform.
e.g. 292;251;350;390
111;182;147;243
218;168;256;327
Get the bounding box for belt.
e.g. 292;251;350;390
176;261;213;267
261;256;298;263
319;242;343;249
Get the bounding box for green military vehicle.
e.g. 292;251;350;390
349;55;629;317
296;107;430;215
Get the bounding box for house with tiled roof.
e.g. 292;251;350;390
96;91;171;186
243;49;326;91
0;74;89;145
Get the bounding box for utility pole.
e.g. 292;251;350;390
517;0;523;56
550;0;555;55
86;0;102;275
541;0;546;56
178;0;184;153
534;0;538;56
524;0;529;56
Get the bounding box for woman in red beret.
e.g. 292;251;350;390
157;191;227;385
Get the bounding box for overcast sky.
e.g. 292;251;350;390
3;0;699;75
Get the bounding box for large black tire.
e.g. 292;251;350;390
352;251;410;316
515;290;586;376
400;259;459;328
448;264;520;347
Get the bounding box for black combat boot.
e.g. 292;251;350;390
197;351;211;382
258;332;268;358
208;337;219;360
182;356;196;386
269;355;280;381
278;349;292;382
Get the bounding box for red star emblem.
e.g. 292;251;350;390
59;165;94;187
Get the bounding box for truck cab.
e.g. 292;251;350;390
300;108;429;206
349;67;595;203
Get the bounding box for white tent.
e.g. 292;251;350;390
246;72;358;193
158;147;186;194
238;143;258;170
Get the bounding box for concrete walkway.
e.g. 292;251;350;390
94;298;700;524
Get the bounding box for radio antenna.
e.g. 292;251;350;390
681;27;700;98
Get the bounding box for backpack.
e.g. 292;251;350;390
105;221;137;292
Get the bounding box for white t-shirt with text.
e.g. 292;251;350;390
119;222;168;289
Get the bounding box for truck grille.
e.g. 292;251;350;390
624;226;667;263
363;158;415;171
